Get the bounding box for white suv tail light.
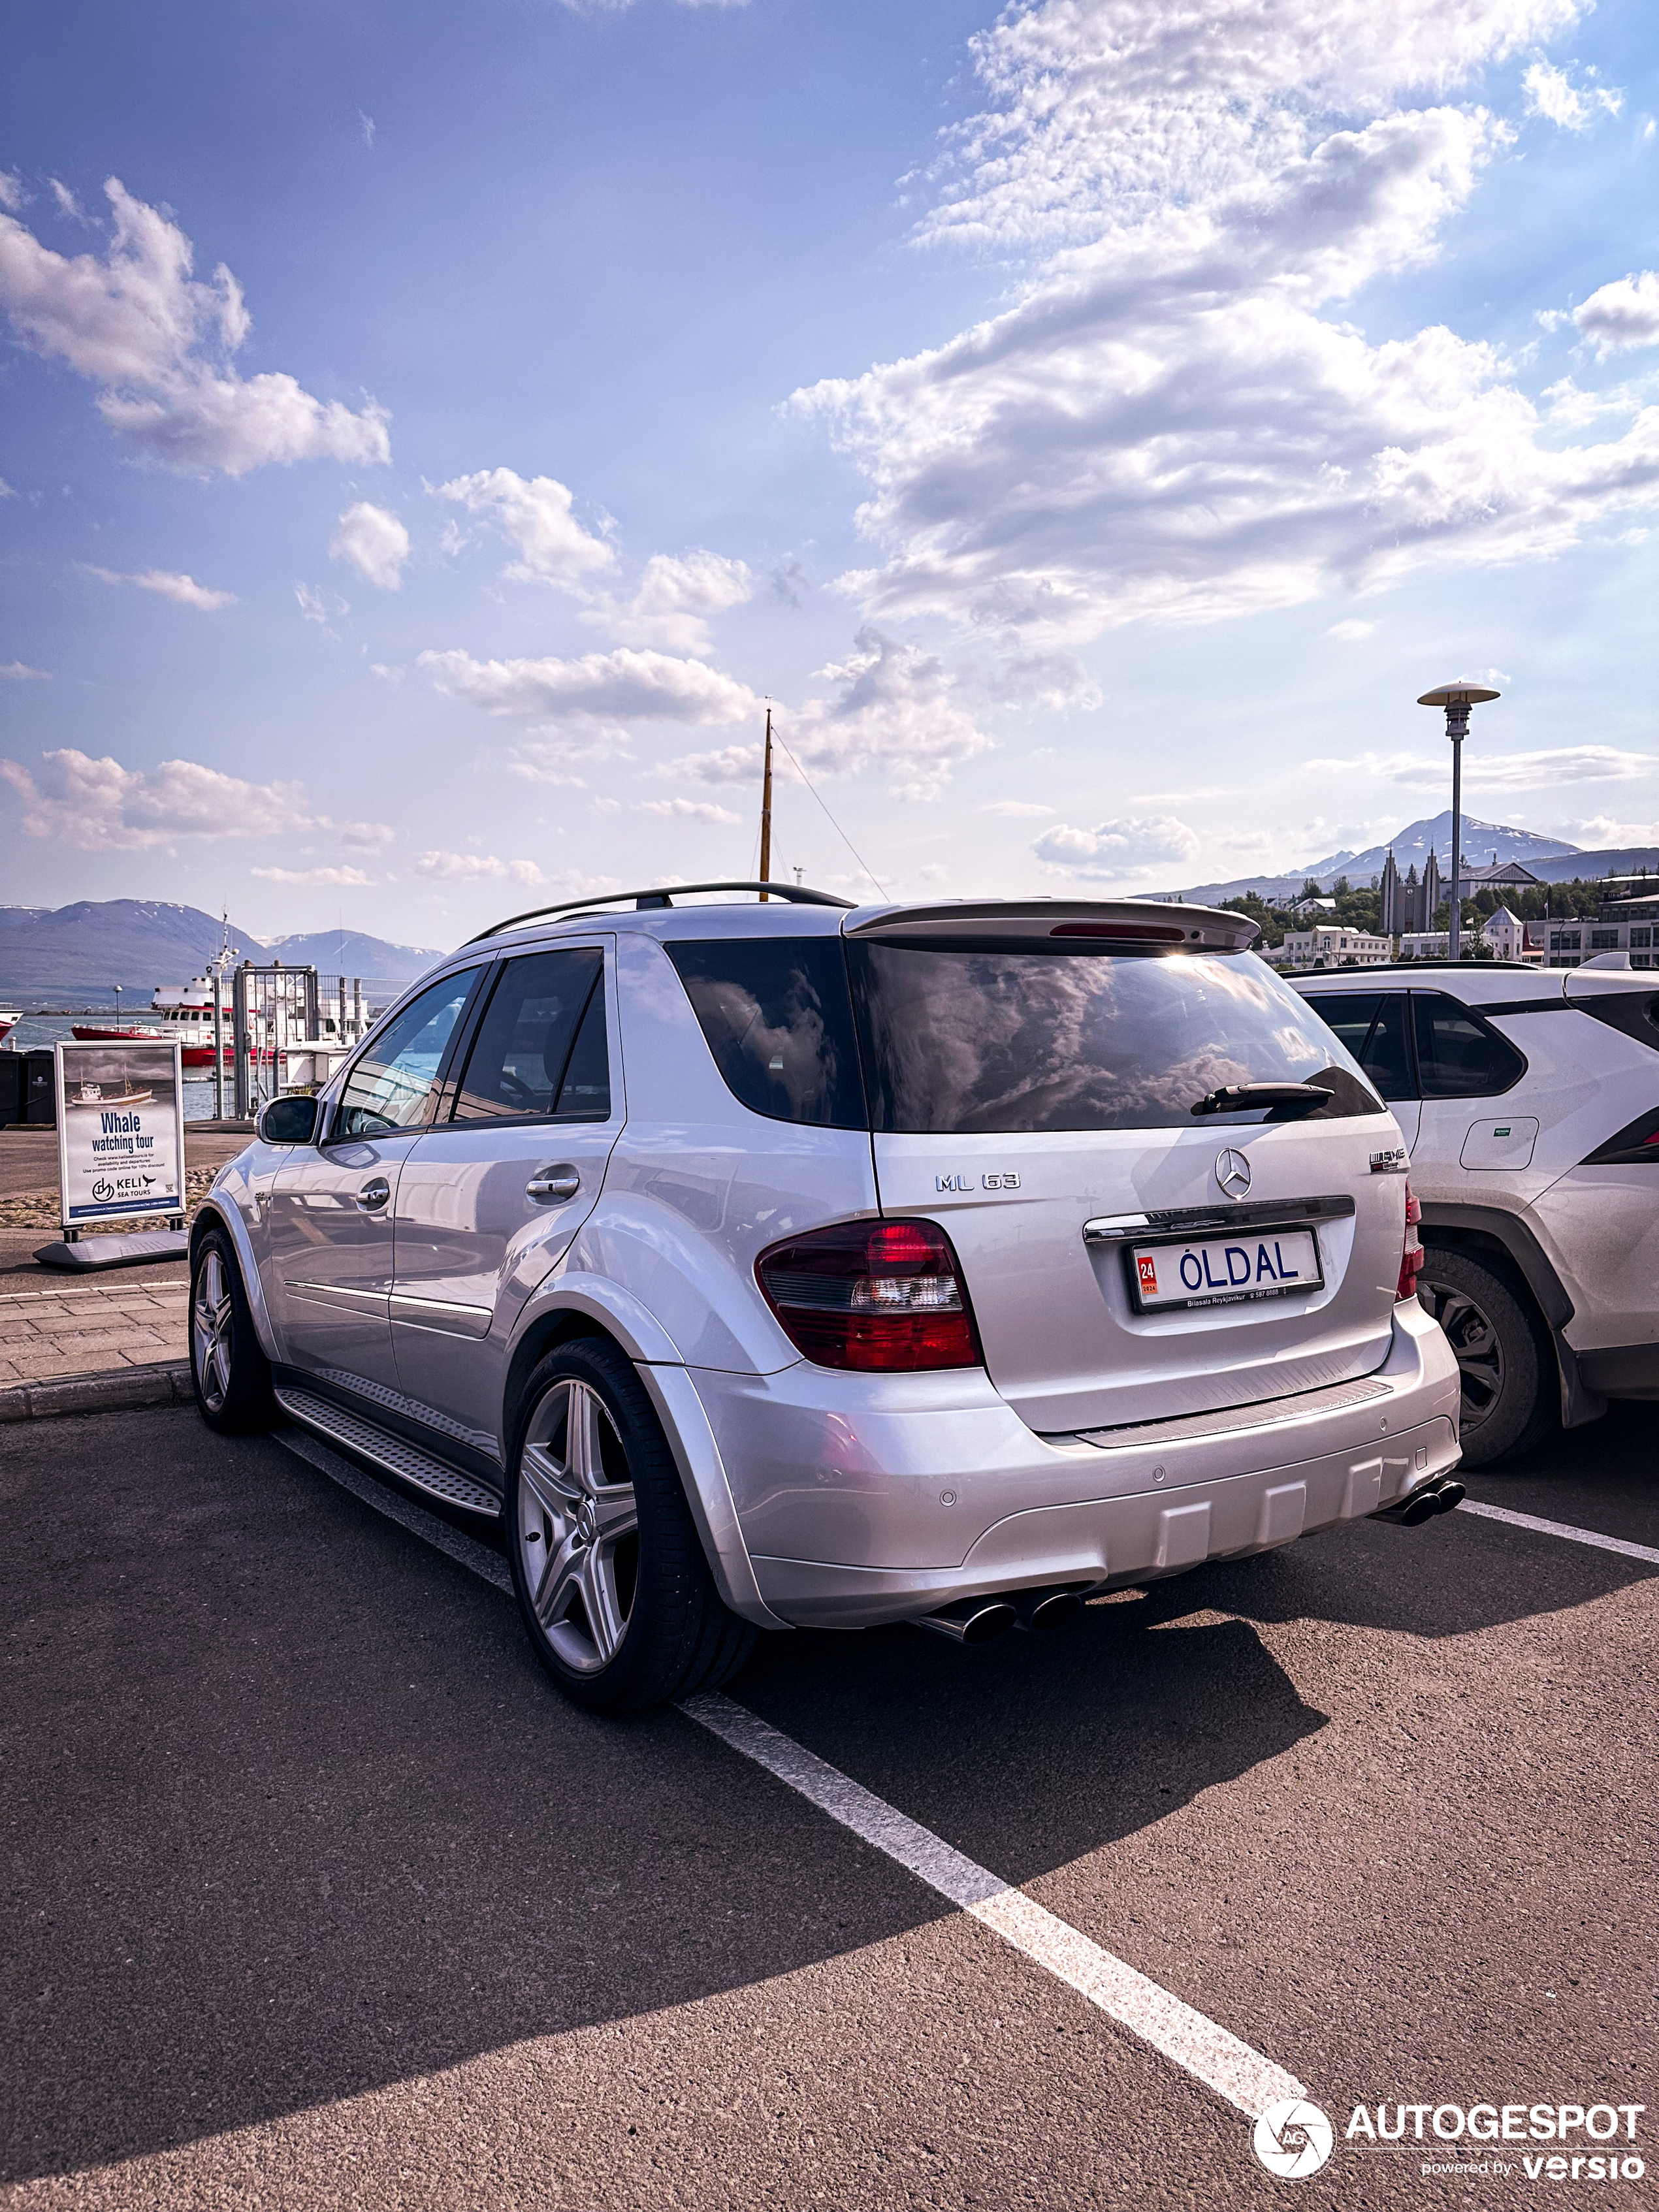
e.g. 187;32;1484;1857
1396;1181;1424;1303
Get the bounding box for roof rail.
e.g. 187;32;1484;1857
466;878;856;944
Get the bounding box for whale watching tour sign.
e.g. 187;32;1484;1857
54;1040;186;1234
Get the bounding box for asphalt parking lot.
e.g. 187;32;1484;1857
3;1402;1655;2210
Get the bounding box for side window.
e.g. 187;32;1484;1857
1411;991;1525;1098
452;948;609;1123
666;937;865;1129
1303;993;1414;1100
1302;995;1378;1064
334;969;482;1139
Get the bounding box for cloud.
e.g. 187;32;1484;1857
785;626;993;798
250;864;373;887
667;742;766;785
0;745;391;853
1306;745;1652;788
1326;618;1377;641
48;179;89;223
639;795;743;824
794;0;1659;645
980;799;1055;817
1522;59;1620;131
0;171;24;213
1033;815;1201;876
437;467;615;591
413;849;548;885
419;644;758;733
588;549;754;654
359;112;376;148
3;748;313;850
85;564;236;610
1560;814;1659;846
0;178;390;475
296;582;349;627
330;501;410;590
1572;272;1659;360
368;662;404;686
0;660;48;679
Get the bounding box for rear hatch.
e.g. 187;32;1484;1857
847;903;1406;1434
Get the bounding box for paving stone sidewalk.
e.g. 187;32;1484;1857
0;1277;189;1388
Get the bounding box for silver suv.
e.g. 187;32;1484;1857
189;885;1462;1711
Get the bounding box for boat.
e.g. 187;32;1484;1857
76;978;261;1067
72;971;372;1068
0;1010;18;1046
67;1080;155;1110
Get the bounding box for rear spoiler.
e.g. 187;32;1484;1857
843;898;1259;953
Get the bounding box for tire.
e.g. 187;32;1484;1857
189;1223;274;1434
506;1337;757;1714
1417;1247;1556;1469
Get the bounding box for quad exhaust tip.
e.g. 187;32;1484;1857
916;1586;1086;1644
1374;1475;1466;1527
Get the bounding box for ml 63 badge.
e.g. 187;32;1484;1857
1128;1225;1323;1313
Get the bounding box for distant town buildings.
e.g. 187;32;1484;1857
1276;923;1393;969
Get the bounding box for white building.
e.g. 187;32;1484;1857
1481;905;1545;965
1279;924;1393;969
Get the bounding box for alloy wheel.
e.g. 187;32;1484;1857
192;1248;234;1413
1418;1275;1505;1435
517;1379;641;1674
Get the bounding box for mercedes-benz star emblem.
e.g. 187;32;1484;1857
1216;1148;1251;1199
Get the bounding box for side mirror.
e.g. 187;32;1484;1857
258;1093;320;1146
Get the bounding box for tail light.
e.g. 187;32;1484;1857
756;1218;982;1371
1396;1181;1424;1302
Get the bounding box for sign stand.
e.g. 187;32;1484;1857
36;1039;190;1274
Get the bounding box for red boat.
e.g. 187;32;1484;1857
74;978;259;1066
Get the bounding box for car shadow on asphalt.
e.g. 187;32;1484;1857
1;1408;1335;2186
4;1402;1653;2187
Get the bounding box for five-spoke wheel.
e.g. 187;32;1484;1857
188;1225;273;1433
505;1338;756;1712
517;1378;641;1675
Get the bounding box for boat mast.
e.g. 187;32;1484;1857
758;705;773;901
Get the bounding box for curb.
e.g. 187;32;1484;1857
0;1361;194;1423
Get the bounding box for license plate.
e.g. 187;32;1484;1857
1128;1226;1323;1313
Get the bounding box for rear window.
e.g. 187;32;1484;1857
1303;991;1414;1102
849;942;1381;1134
666;938;865;1129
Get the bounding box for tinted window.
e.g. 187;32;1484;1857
335;970;481;1138
1303;991;1415;1101
453;949;609;1123
1411;991;1525;1098
851;945;1380;1134
667;938;865;1128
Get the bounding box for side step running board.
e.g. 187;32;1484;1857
274;1384;502;1518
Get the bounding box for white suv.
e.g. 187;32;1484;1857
189;886;1460;1711
1294;961;1659;1464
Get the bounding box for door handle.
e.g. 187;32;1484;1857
357;1176;391;1211
526;1164;581;1204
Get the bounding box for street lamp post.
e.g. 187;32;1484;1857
1418;679;1500;961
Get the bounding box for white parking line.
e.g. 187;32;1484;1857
1457;1498;1659;1567
682;1691;1305;2119
271;1423;1306;2121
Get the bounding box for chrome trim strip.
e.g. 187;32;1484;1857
1082;1193;1356;1243
282;1279;389;1307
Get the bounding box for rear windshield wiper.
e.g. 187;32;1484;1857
1189;1082;1333;1119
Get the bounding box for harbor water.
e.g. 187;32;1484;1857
4;1016;240;1123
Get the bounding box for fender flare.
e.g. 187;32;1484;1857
191;1194;281;1365
506;1274;790;1633
1417;1201;1603;1428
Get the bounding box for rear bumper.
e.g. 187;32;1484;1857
689;1299;1460;1629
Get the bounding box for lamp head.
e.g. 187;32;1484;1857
1418;679;1500;708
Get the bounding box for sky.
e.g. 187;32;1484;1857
1;0;1656;949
